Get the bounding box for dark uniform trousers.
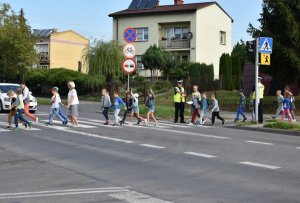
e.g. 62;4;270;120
174;102;185;122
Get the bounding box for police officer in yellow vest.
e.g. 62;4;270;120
174;80;186;123
252;77;265;123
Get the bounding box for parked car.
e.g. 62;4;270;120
0;83;38;113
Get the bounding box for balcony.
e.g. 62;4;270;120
159;38;190;50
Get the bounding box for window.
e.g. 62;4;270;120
136;28;149;42
166;27;189;39
220;31;226;45
135;55;144;69
40;65;49;69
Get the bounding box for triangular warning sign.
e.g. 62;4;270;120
260;38;271;51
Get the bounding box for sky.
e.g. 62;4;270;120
3;0;262;45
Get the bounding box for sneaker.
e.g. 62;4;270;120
28;122;32;129
24;124;28;128
45;122;53;126
180;121;186;124
293;119;297;122
188;122;193;126
5;126;12;129
243;118;247;122
137;120;141;125
222;120;226;126
119;121;123;126
35;117;39;124
145;123;149;126
73;124;79;128
10;127;19;131
155;122;159;127
234;119;238;123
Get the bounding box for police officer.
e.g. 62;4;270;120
258;77;265;123
174;80;186;123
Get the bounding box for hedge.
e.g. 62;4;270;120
187;63;214;91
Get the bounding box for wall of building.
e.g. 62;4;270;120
49;31;89;73
195;4;232;79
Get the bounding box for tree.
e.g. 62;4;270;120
187;63;214;91
142;44;164;82
219;53;233;90
0;3;38;81
231;40;249;70
161;51;179;80
84;40;123;91
247;0;300;87
232;55;242;90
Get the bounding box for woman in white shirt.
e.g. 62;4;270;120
66;81;79;127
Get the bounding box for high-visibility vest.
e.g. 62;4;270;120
17;95;24;109
174;87;185;103
258;82;264;99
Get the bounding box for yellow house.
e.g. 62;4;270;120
33;29;89;73
109;0;233;79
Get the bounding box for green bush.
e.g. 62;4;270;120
264;122;300;130
25;68;98;95
187;63;214;91
152;80;173;92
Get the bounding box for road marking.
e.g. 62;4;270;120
246;140;274;145
0;187;131;200
184;152;217;158
34;123;134;144
139;144;166;149
0;129;10;132
297;147;300;149
239;162;280;170
109;190;173;203
42;120;96;129
0;122;41;131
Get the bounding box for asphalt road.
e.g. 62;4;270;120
0;103;300;203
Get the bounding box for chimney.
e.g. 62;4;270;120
174;0;184;5
156;0;160;7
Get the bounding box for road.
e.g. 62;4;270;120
0;103;300;203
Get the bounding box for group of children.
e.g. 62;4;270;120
273;88;296;123
99;89;158;127
188;85;226;126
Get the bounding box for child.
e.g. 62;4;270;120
11;87;32;130
211;94;225;126
121;91;133;125
5;90;17;129
45;87;65;126
110;91;126;126
189;88;201;126
131;92;146;126
100;89;111;125
145;90;158;126
200;92;209;125
282;91;293;123
234;90;247;122
272;90;284;119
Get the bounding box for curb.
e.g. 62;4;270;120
225;125;300;137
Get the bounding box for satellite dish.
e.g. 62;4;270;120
186;32;193;39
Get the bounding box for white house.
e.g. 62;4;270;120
109;0;233;79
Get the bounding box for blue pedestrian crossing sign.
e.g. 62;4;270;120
259;37;273;54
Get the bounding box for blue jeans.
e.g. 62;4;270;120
103;107;110;121
59;106;68;123
236;106;247;120
49;108;64;124
15;109;30;128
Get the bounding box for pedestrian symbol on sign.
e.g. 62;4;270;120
260;53;271;65
259;37;273;54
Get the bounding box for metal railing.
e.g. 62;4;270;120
159;39;190;49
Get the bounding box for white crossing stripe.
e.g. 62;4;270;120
0;187;131;200
139;144;166;149
41;120;96;129
109;190;173;203
240;162;280;170
0;121;41;131
246;140;274;145
297;147;300;149
184;152;217;158
0;129;10;132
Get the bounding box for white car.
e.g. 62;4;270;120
0;83;38;113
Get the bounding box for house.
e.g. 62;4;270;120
109;0;233;79
33;29;89;73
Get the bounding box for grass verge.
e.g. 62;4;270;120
264;122;300;130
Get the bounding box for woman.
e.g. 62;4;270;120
145;90;158;126
66;81;80;127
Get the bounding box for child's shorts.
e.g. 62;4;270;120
133;107;139;113
148;106;155;113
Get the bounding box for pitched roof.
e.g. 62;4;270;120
109;1;233;22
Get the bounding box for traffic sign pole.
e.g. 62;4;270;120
255;37;260;123
128;74;130;91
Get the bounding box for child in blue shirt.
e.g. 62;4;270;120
200;92;209;125
282;91;293;123
110;91;126;126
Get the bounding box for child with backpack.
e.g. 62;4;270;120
145;90;158;126
282;91;293;123
131;91;146;126
5;90;17;129
45;87;66;126
11;87;32;130
100;89;111;125
188;88;201;126
110;91;126;126
200;92;209;125
211;94;225;126
234;90;247;123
